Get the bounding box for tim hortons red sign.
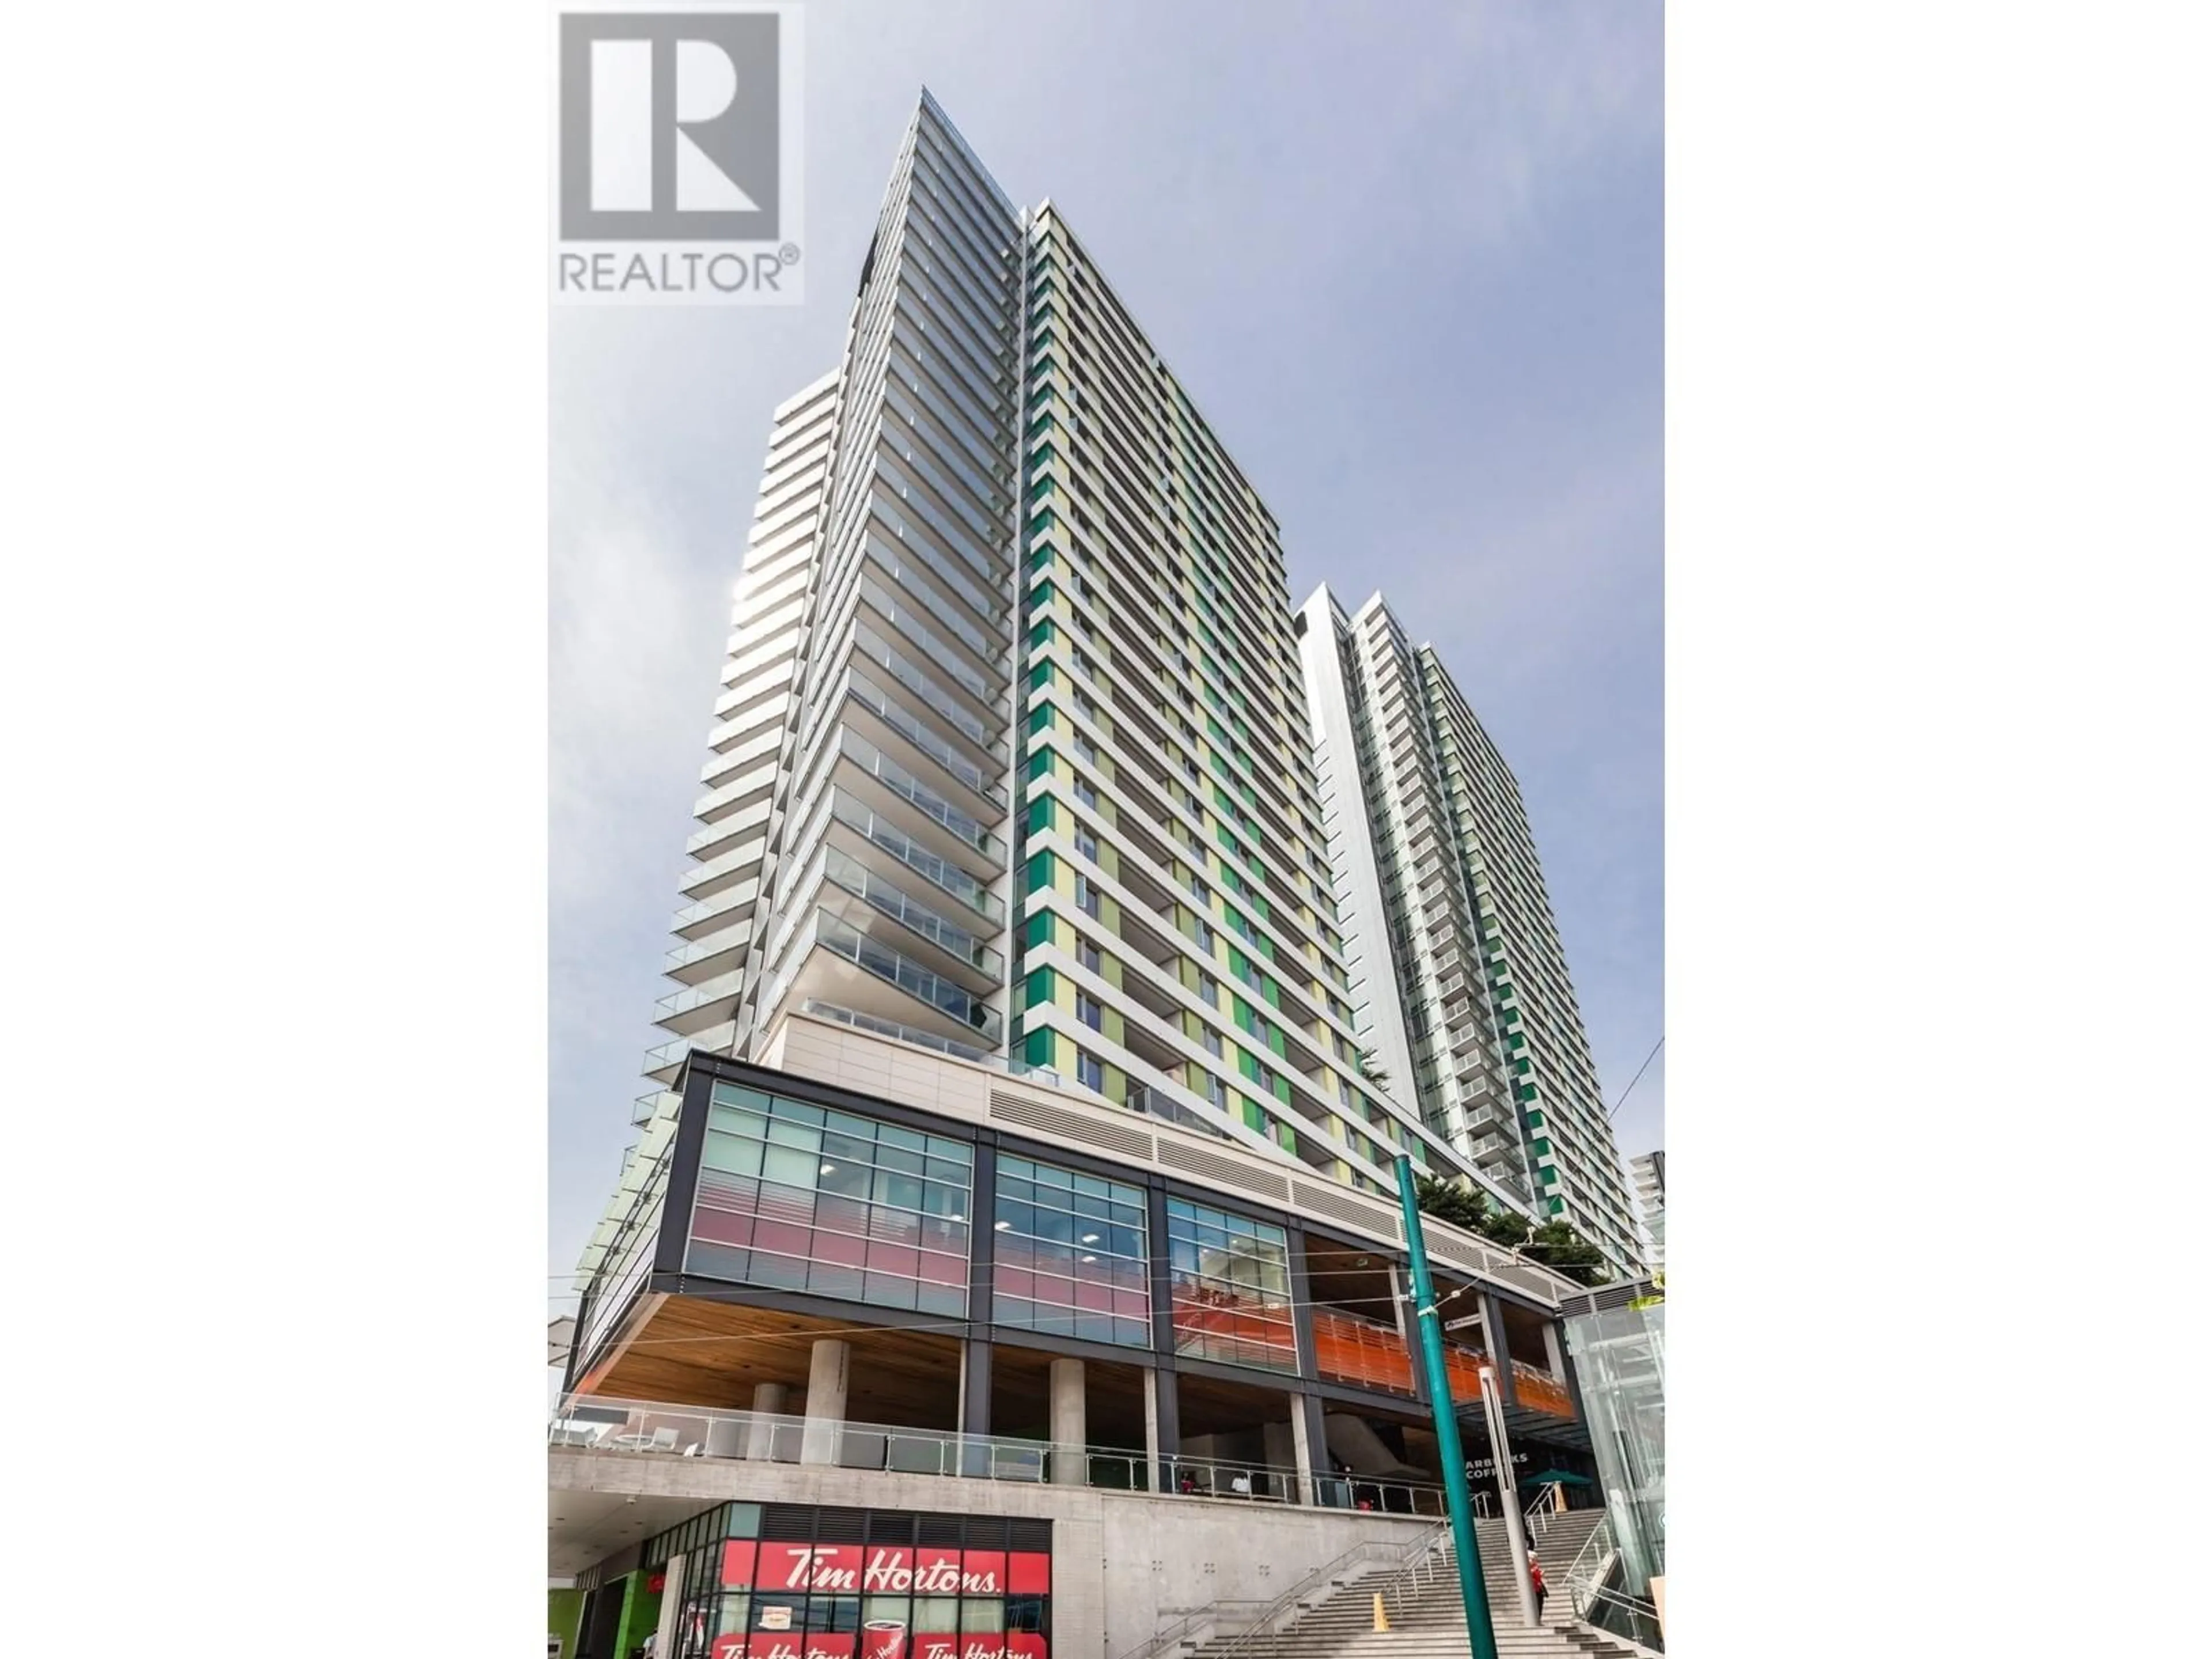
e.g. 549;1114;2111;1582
722;1542;1050;1597
719;1635;1046;1659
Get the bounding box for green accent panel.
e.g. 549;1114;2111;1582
612;1574;661;1659
1028;702;1055;735
1262;979;1281;1010
548;1590;585;1659
1028;748;1053;781
1027;911;1055;949
1531;1137;1552;1154
1026;967;1056;1009
1027;851;1056;893
1267;1025;1287;1059
1029;796;1055;835
1030;660;1055;692
1516;1084;1538;1102
1526;1111;1546;1128
1275;1122;1298;1153
1029;618;1055;648
1241;1099;1267;1134
1271;1074;1292;1106
1238;1050;1260;1084
1025;1028;1056;1068
1548;1196;1566;1215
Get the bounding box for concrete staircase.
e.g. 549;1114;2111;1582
1184;1513;1639;1659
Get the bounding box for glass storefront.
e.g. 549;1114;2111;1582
991;1154;1150;1346
688;1084;974;1316
645;1502;1052;1659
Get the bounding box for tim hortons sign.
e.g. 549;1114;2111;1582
722;1541;1051;1597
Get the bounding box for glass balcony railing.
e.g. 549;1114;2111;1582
813;909;1003;1044
822;846;1002;977
797;999;995;1065
851;622;1006;764
670;880;756;938
547;1395;1453;1516
837;730;1004;862
827;791;1003;925
665;917;751;975
847;669;1006;808
865;534;1001;662
656;966;744;1021
857;578;1001;707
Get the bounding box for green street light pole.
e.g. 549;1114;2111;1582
1393;1156;1498;1659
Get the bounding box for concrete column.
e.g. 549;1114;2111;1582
653;1553;685;1659
1142;1366;1161;1491
800;1338;849;1466
745;1381;788;1460
1289;1393;1323;1505
1050;1357;1086;1486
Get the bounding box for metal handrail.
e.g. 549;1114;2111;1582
1574;1582;1664;1651
1198;1523;1450;1659
1107;1600;1268;1659
1562;1514;1664;1650
1561;1511;1615;1597
1524;1479;1562;1538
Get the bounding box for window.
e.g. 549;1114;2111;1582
1075;874;1100;918
1077;991;1103;1032
1075;825;1098;862
1074;734;1097;767
1078;938;1101;975
1201;1026;1222;1059
1077;1050;1104;1093
1196;972;1217;1006
688;1084;972;1317
991;1153;1150;1346
1073;776;1097;809
1164;1197;1295;1373
1192;917;1213;953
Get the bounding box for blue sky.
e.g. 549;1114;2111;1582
551;0;1662;1298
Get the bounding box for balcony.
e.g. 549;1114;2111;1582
819;845;1003;982
844;669;1007;813
670;877;761;941
655;966;745;1036
643;1020;735;1086
664;917;752;985
824;789;1005;926
832;729;1006;880
808;908;1003;1046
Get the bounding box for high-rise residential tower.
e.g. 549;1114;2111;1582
579;92;1497;1300
1296;587;1645;1275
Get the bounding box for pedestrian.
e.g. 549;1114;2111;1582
1527;1546;1546;1626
